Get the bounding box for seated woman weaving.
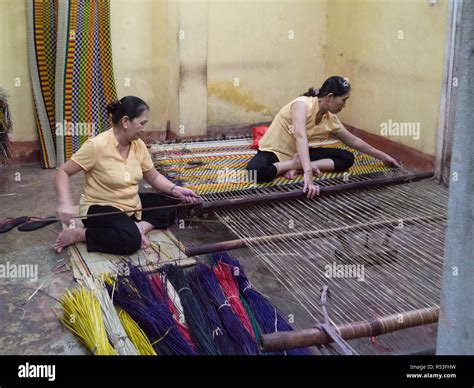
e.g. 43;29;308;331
54;96;200;254
246;76;400;198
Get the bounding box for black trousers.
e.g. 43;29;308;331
82;193;179;255
246;147;355;183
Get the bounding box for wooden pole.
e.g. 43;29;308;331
185;213;445;257
195;172;434;214
165;120;171;141
260;307;439;353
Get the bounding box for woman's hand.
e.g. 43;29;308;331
57;204;75;227
381;154;401;168
172;186;201;203
303;170;320;199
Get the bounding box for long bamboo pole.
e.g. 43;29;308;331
185;213;445;257
260;306;439;353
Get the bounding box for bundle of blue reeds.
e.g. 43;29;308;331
190;263;259;355
161;264;221;355
107;262;195;355
149;272;197;349
187;266;241;355
213;251;313;356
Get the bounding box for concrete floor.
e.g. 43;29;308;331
0;163;308;355
0;164;438;355
0;164;86;354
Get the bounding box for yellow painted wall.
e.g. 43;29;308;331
178;0;208;136
326;0;448;155
1;0;450;158
207;0;328;127
0;0;36;142
111;0;173;133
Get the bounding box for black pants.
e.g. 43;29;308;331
246;148;355;183
82;193;179;255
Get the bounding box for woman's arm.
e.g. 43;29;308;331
335;128;400;167
143;168;176;195
143;169;201;203
291;102;313;174
291;102;319;198
55;160;84;225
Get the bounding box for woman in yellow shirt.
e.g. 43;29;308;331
247;76;399;198
54;96;199;254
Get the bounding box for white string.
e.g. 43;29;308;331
218;301;231;311
212;179;447;353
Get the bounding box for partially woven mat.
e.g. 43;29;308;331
67;213;195;281
151;138;256;159
152;139;394;195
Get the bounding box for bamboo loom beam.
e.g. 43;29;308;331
195;171;434;214
185;213;446;257
259;307;439;353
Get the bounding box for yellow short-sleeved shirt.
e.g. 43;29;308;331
71;128;154;220
258;96;344;161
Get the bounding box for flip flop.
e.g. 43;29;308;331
0;216;28;234
18;216;58;232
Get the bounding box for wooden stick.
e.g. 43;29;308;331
196;172;434;214
165;120;171;141
185;212;445;257
259;306;439;353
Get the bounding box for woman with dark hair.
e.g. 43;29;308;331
247;76;399;198
54;96;200;254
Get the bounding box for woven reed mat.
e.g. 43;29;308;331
151;139;394;195
66;208;195;280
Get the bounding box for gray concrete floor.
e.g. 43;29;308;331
0;164;86;354
0;164;438;355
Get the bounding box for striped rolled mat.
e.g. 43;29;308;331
28;0;117;168
56;0;117;165
27;0;58;168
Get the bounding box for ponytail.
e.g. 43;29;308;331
302;76;351;98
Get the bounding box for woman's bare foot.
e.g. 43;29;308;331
283;153;303;179
135;222;151;250
140;233;150;250
312;165;322;177
55;228;86;253
284;170;299;179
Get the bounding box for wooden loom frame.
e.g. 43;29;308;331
181;170;442;353
193;171;433;214
186;171;434;256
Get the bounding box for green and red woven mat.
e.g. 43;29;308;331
152;140;393;195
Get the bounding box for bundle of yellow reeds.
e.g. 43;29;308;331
59;287;116;355
116;308;157;355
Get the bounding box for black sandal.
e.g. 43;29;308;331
18;216;58;232
0;216;28;234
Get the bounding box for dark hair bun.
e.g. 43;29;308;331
302;87;319;97
106;96;150;125
301;77;350;99
106;100;121;114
